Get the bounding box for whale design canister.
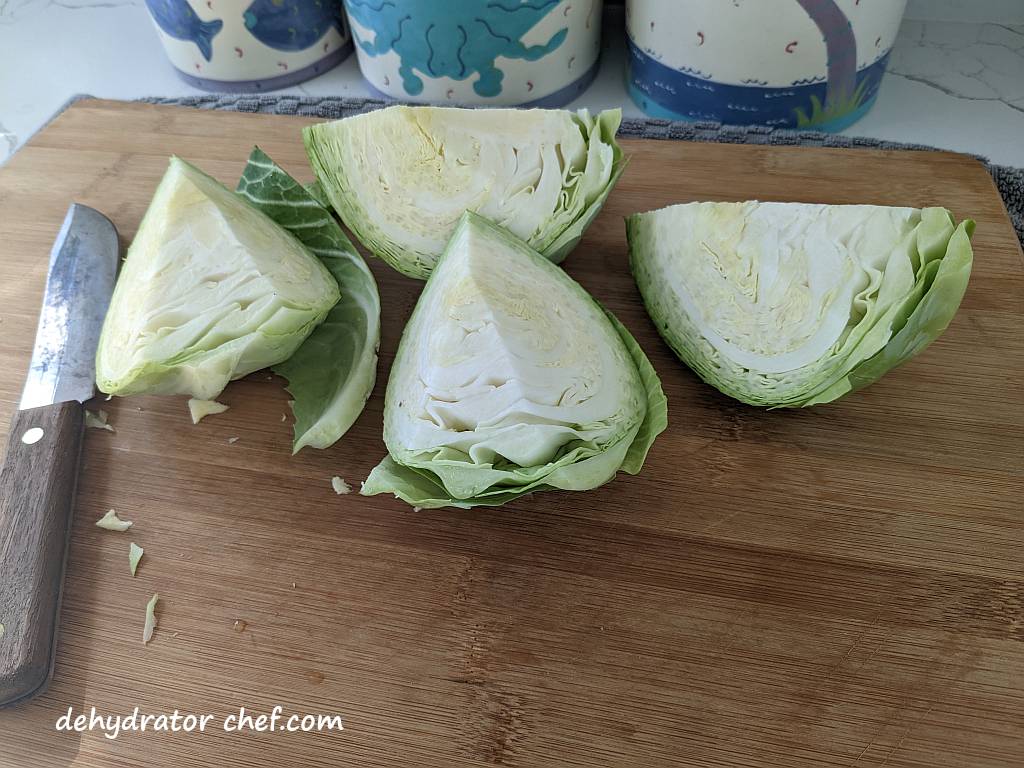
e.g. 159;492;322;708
144;0;354;91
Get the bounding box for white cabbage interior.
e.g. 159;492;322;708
647;202;919;373
99;159;335;381
389;222;639;468
333;106;591;256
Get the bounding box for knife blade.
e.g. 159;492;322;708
0;204;119;707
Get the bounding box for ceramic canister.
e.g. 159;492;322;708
626;0;907;131
143;0;354;91
343;0;603;106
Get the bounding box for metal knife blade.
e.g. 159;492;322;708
19;204;119;410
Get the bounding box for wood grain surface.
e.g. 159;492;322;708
0;99;1021;768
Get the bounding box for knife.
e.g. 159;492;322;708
0;204;119;707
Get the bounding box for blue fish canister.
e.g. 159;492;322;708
343;0;603;106
143;0;353;91
626;0;907;131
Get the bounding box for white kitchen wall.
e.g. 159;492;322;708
1;0;1022;166
906;0;1024;23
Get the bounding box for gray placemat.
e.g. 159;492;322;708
142;94;1023;246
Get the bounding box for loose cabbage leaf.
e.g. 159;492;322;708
96;157;339;400
627;202;974;407
236;148;380;452
303;105;625;279
362;212;666;509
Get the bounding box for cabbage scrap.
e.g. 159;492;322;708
362;212;667;509
236;147;380;452
628;202;974;407
96;509;132;531
303;106;625;279
188;398;229;424
330;476;352;495
85;409;114;432
143;593;159;644
95;156;340;400
129;542;144;576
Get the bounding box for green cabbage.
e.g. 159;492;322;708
129;542;144;577
187;398;228;424
95;509;132;531
303;105;625;279
362;212;667;509
236;148;380;451
96;157;339;400
627;202;974;407
142;593;159;644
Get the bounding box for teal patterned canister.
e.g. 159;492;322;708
343;0;603;106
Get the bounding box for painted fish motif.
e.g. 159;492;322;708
243;0;345;52
144;0;224;62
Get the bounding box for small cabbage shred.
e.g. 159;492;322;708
331;476;352;495
129;542;144;576
96;509;132;531
303;105;625;279
361;212;667;509
95;156;340;400
188;398;229;424
628;202;975;407
143;593;159;644
85;409;115;432
236;147;380;452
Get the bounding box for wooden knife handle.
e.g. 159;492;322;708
0;401;84;707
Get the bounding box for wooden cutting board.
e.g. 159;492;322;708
0;99;1021;768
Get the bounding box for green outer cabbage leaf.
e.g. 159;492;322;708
236;147;381;452
361;212;667;509
96;156;339;399
627;202;974;407
303;106;626;280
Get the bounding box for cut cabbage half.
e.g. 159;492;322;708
96;157;340;400
362;212;667;509
627;202;975;407
303;105;625;279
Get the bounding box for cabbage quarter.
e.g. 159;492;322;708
303;105;625;279
627;202;974;407
362;212;667;509
96;157;339;399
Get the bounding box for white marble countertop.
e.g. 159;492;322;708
1;1;1022;166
